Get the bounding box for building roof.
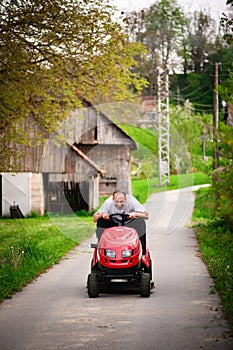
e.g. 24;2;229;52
69;143;106;176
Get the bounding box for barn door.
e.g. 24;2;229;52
63;181;89;212
43;175;89;213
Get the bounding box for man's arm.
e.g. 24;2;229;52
128;211;149;220
127;195;149;220
93;196;113;222
93;212;110;222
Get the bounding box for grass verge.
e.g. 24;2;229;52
192;187;233;330
132;172;210;203
0;215;95;301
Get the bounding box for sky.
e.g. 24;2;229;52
111;0;229;20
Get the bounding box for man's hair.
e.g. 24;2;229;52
112;190;127;199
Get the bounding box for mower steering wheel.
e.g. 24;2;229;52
109;213;131;226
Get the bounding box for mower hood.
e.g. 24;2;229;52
99;226;139;251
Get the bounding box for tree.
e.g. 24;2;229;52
143;0;186;70
210;1;233;228
220;0;233;45
123;0;187;94
187;10;217;74
218;1;233;107
0;0;147;169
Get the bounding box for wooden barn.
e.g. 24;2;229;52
0;98;137;216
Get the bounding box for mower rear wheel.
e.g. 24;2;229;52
140;272;151;298
87;273;99;298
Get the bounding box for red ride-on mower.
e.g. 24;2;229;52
87;213;153;298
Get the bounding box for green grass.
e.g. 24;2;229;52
132;172;210;203
119;124;158;155
0;215;95;301
193;187;233;330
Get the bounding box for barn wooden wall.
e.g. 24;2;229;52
78;144;132;194
2;101;136;213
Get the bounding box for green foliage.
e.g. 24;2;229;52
212;45;233;115
119;124;158;155
207;123;233;228
120;109;213;176
0;216;95;301
119;124;159;179
0;0;147;169
127;0;187;92
132;173;210;204
124;1;232;119
193;187;233;329
187;10;217;74
191;154;213;175
170;104;212;155
219;123;233;163
211;166;233;228
143;0;187;69
192;187;215;222
220;8;233;45
170;106;214;174
197;226;233;329
170;72;215;114
124;0;229;102
75;209;95;217
28;211;41;218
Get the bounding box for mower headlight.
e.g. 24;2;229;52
105;249;116;258
121;249;133;258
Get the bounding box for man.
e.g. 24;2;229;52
93;190;149;255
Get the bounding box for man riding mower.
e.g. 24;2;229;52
87;191;153;298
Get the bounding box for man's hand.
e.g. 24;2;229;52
93;212;110;222
102;213;110;220
128;212;138;220
128;211;149;220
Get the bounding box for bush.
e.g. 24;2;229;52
193;187;233;329
212;166;233;229
196;225;233;328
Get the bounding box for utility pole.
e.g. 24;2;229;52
213;62;219;170
157;69;170;186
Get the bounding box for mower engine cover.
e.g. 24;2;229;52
97;226;142;270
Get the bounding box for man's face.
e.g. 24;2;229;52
113;193;126;210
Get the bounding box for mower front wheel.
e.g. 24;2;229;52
87;273;99;298
140;272;151;298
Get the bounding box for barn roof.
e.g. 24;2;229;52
78;95;137;150
69;143;106;175
97;112;137;150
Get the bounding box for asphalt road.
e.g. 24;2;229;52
0;186;232;350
